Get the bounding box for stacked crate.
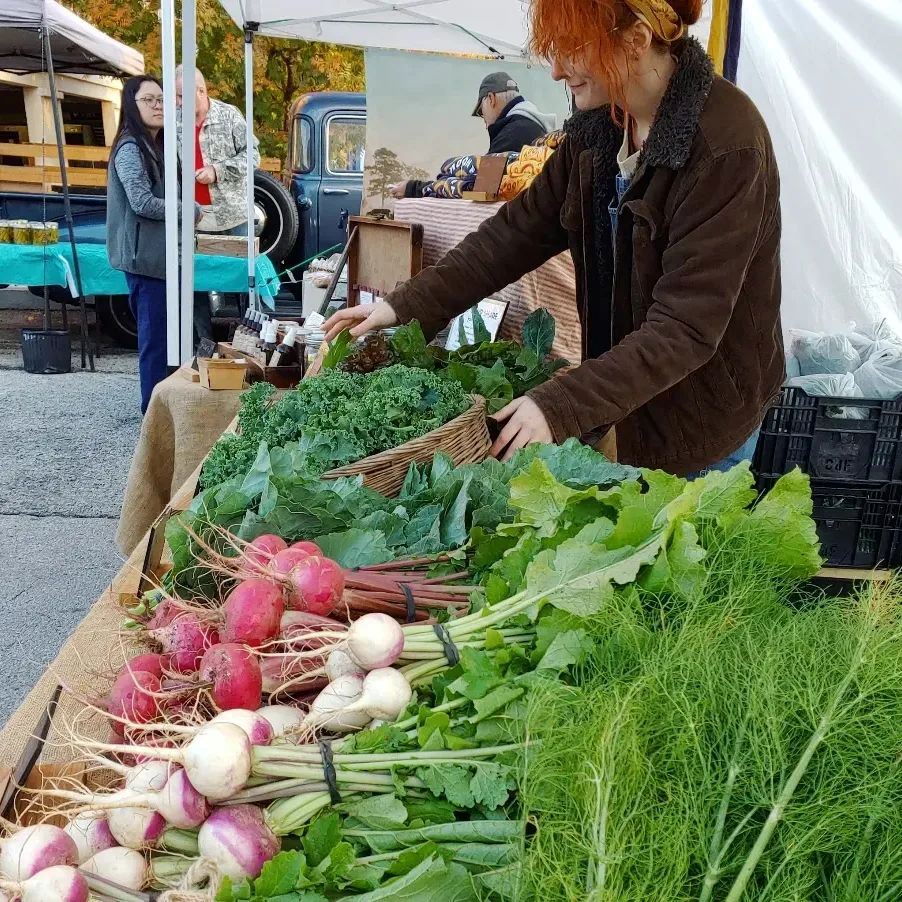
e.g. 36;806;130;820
753;387;902;568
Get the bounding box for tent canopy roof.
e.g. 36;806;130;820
0;0;143;75
219;0;531;59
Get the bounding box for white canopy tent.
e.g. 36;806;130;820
218;0;532;59
0;0;143;74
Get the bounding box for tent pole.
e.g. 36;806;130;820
244;23;257;312
43;26;93;371
160;0;180;368
179;0;197;362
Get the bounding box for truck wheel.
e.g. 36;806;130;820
96;295;138;349
254;170;299;265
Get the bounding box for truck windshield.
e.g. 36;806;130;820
290;116;313;172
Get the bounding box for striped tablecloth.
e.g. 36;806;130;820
394;198;582;363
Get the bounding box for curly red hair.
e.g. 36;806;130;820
529;0;702;110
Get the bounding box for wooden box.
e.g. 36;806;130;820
195;234;260;258
346;216;423;308
198;355;248;390
217;341;303;389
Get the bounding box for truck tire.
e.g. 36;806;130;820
254;170;298;265
96;295;138;349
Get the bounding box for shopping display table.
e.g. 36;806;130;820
0;242;280;300
394;197;581;362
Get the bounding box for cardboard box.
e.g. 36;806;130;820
197;356;248;390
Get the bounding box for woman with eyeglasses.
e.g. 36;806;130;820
107;76;198;413
325;0;783;478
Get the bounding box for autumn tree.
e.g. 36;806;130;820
66;0;364;159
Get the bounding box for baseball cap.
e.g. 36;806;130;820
472;72;520;116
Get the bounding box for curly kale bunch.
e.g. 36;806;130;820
199;366;470;490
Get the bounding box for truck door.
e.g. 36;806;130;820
318;112;366;254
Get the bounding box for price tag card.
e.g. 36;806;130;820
445;299;509;351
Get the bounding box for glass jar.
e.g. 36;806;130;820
10;221;31;244
27;222;44;245
0;221;12;244
44;221;60;244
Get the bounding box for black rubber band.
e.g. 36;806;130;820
319;740;341;804
400;583;417;623
432;623;460;666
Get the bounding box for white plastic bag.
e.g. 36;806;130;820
786;372;859;397
853;345;902;399
785;350;802;380
789;329;861;376
865;318;902;343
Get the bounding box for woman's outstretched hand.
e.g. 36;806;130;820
489;396;553;461
323;302;398;342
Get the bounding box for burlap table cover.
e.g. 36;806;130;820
394;197;581;363
116;367;243;557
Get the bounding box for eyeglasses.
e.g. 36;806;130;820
137;96;164;108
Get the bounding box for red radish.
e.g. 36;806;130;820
0;825;77;881
238;534;287;579
150;613;219;673
117;653;165;680
107;670;161;736
200;643;263;711
62;814;115;864
291;540;321;555
210;710;274;746
221;580;284;647
145;597;183;631
81;847;146;890
197;805;280;881
260;652;328;696
269;547;313;580
285;556;344;615
0;865;88;902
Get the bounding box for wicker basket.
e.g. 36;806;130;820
322;395;490;496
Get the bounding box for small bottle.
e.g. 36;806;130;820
262;321;279;362
269;326;298;367
233;307;253;350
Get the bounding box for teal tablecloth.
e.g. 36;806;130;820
0;243;280;305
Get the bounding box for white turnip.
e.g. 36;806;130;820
210;709;274;746
325;647;364;682
256;705;306;738
62;813;115;865
304;674;370;734
0;824;77;881
345;613;405;670
80;847;147;890
0;865;88;902
345;667;412;722
197;805;280;881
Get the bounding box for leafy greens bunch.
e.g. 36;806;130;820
199;365;470;490
326;308;569;415
168;440;638;598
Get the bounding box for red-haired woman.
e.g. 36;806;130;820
326;0;783;477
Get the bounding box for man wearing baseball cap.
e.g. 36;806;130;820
391;71;555;198
473;71;556;153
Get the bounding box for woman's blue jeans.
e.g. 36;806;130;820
688;430;761;480
125;272;168;414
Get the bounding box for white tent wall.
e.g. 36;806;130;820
738;0;902;337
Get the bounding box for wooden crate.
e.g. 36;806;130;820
196;234;260;258
218;341;303;389
345;215;423;308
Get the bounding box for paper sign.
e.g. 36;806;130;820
445;299;508;351
360;289;375;305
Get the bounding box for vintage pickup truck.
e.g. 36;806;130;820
0;90;366;345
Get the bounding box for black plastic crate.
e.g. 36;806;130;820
757;475;902;568
754;387;902;482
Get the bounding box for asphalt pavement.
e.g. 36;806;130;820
0;294;141;726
